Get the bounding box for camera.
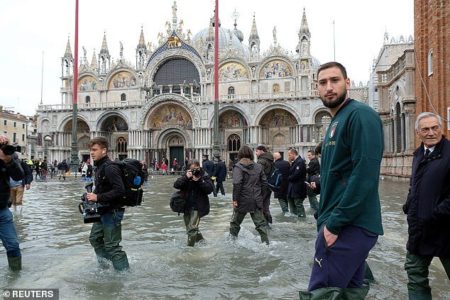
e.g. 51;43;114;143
78;182;107;223
0;143;21;156
191;168;201;177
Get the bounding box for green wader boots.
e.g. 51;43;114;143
299;284;369;300
8;256;22;271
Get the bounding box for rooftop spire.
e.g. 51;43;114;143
299;8;311;38
249;13;259;40
64;36;73;58
138;26;146;47
100;32;109;54
90;49;98;69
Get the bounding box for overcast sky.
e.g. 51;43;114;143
0;0;413;116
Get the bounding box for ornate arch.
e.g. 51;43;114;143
254;103;301;126
96;111;129;132
58;114;90;132
219;59;251;82
209;105;250;129
105;67;138;90
154;127;192;149
145;50;207;84
257;56;296;79
139;94;200;128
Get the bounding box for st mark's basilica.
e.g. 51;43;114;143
36;2;362;167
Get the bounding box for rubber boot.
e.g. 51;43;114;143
187;235;196;247
112;254;129;271
407;289;432;300
94;249;111;269
260;234;270;245
195;233;205;243
7;256;22;271
297;204;306;219
341;284;369;300
299;287;342;300
364;262;375;284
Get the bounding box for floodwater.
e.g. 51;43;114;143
1;176;449;299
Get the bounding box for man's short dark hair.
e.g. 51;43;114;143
315;141;323;155
317;61;348;79
288;148;298;156
307;150;316;156
238;145;254;160
89;137;109;150
256;145;267;152
189;159;200;168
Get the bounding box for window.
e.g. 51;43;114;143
22;124;25;129
3;120;6;126
13;133;16;143
14;122;16;127
228;86;235;98
428;49;433;76
85;96;90;104
227;134;241;152
120;93;126;101
117;137;127;152
22;134;25;142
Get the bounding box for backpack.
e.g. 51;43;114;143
170;190;186;215
113;159;145;206
267;165;282;192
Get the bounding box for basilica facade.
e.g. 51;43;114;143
37;3;335;167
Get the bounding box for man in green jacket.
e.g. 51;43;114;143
300;62;384;299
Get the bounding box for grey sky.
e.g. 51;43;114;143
0;0;413;116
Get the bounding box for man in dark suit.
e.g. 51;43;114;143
403;112;450;299
273;152;290;215
286;148;307;219
213;157;227;196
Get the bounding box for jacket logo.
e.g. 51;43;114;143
314;257;323;268
329;121;338;138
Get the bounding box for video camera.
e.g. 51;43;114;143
0;143;21;156
78;182;107;223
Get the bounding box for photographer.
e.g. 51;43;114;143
0;135;24;271
85;137;129;271
173;159;214;246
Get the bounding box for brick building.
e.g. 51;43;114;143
414;0;449;138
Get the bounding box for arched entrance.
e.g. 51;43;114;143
167;133;186;172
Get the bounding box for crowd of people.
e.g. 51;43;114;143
1;61;448;300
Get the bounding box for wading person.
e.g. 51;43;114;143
230;145;269;245
255;145;274;225
9;157;33;214
86;137;129;271
287;148;307;218
174;160;214;246
300;62;384;299
273;152;290;215
213;157;227;196
0;135;24;271
403;112;450;299
305;150;320;214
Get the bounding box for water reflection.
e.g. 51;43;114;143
0;177;448;299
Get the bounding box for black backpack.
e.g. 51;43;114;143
113;159;144;206
267;165;282;192
170;190;186;215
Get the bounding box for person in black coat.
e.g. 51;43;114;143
402;112;450;299
287;148;307;218
305;150;320;213
273;152;290;215
202;154;216;195
213;157;227;196
174;159;214;246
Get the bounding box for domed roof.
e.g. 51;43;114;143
192;25;249;59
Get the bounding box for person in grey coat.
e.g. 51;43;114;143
230;145;269;245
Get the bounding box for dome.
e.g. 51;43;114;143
192;26;249;59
